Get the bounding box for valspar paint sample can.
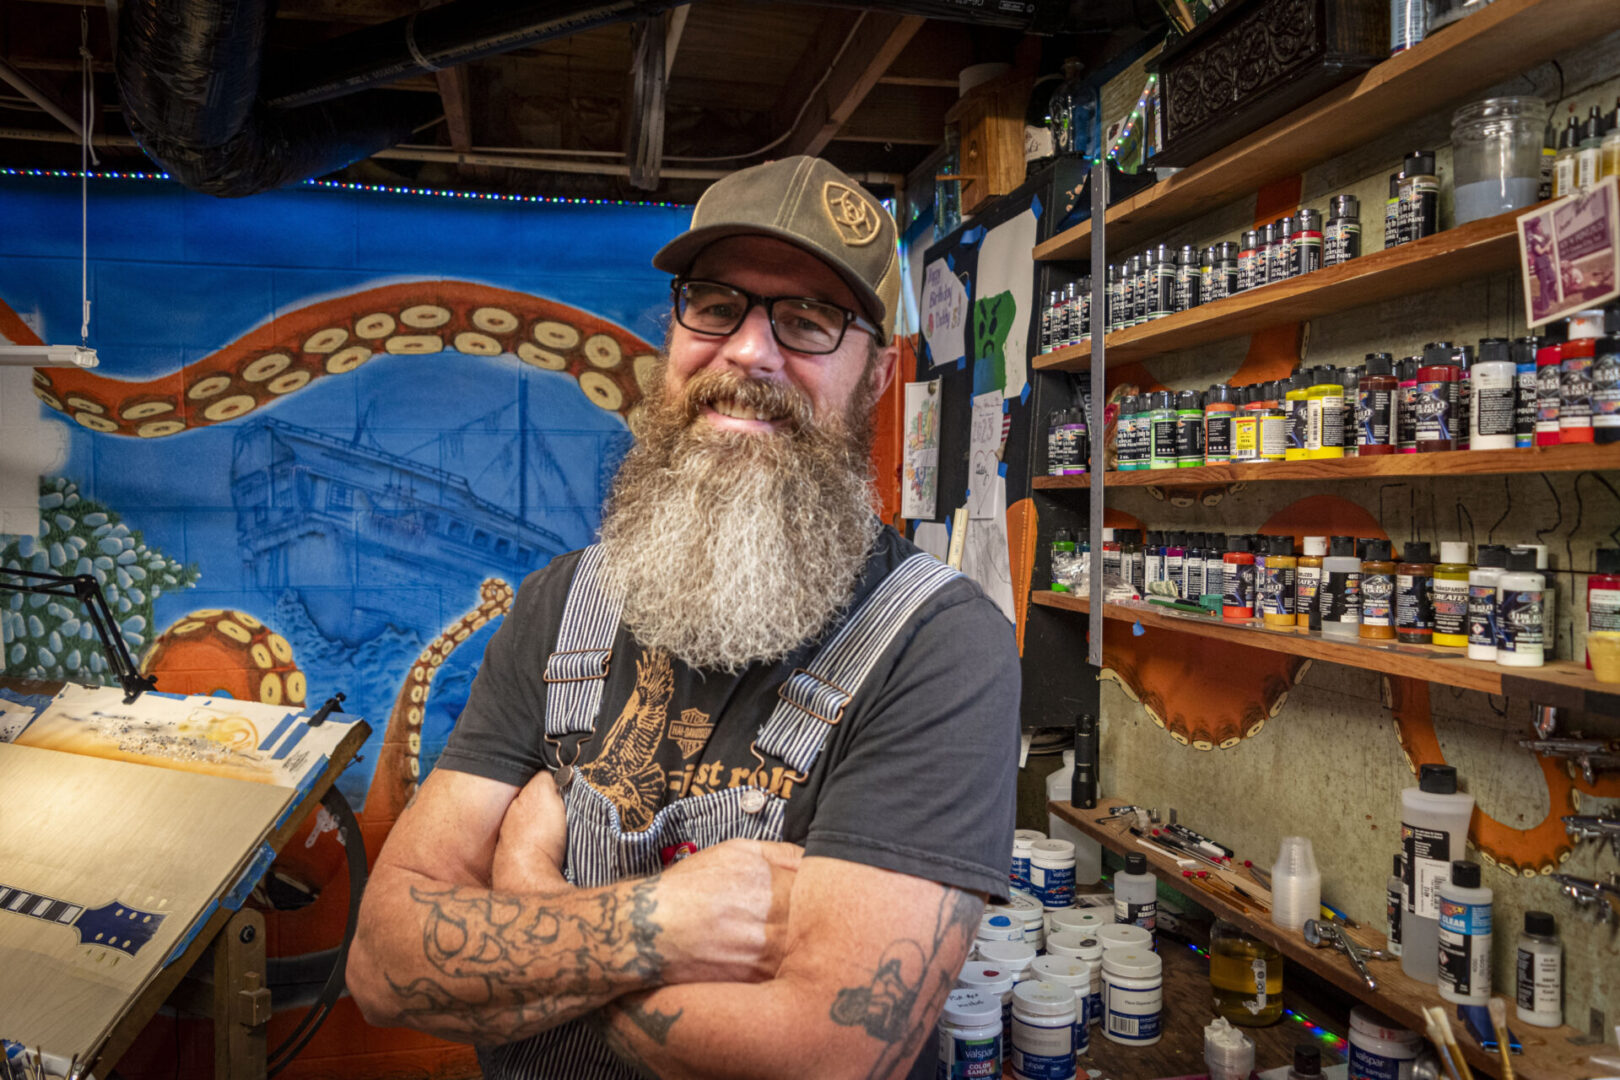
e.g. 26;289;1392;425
1347;1005;1420;1080
938;988;1002;1079
1102;950;1163;1046
1011;980;1077;1080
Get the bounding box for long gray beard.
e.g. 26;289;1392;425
596;368;880;673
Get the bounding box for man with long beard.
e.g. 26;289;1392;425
348;156;1020;1080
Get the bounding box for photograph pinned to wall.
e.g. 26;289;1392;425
974;208;1038;399
920;258;968;368
1519;175;1619;327
968;390;1005;520
962;475;1015;624
902;379;942;520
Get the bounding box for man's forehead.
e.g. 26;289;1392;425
688;235;858;307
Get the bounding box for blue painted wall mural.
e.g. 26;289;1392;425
0;176;687;814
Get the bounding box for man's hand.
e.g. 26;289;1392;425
655;838;802;985
491;769;571;894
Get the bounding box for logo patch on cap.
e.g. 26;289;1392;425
822;182;881;247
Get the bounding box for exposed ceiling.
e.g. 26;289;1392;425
0;0;1159;204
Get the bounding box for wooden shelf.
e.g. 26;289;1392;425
1033;207;1525;373
1033;443;1620;490
1030;591;1620;713
1031;0;1620;262
1049;797;1602;1080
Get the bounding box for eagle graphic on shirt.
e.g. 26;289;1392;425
578;648;675;832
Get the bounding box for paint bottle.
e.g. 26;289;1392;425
1165;533;1188;598
1231;387;1261;464
1106;264;1123;333
1513;336;1541;447
1183;534;1207;601
1466;545;1509;661
1269;217;1294;284
1204;384;1237;465
1113;852;1157;933
1471;338;1516;450
1176;390;1204;467
1588;549;1620;668
1144;531;1164;587
1515;911;1563;1028
1012;981;1078;1079
1117;395;1142;470
938;988;1003;1079
1553;112;1579;199
1398;357;1420;453
1297;536;1327;631
1396;541;1435;644
1148;244;1175;321
1453;345;1473;451
1030;839;1077;910
1399;151;1439;244
1134;252;1152;326
1400;763;1475;985
1415;358;1459;452
1438;861;1493;1007
1497;548;1546;667
1217;241;1240;299
1360;539;1396;641
1258;385;1289;464
1199;246;1218;306
1325;194;1361;266
1308;367;1346;459
1595;305;1620;444
1321;536;1362;640
1285;374;1312;462
1356;354;1398;454
1237;230;1261;293
1560;338;1596;444
1577;105;1604;193
1101;528;1121;582
1536;344;1563;445
1432;542;1472;648
1121;255;1140;329
1102;951;1163;1047
1341;366;1361;457
1222;535;1256;621
1067;407;1090;475
1386;855;1406;958
1204;534;1227;602
1292;209;1324;276
1384;172;1404;249
1518;543;1559;658
1255;223;1275;289
1047;410;1068;475
1175;244;1201;313
1120;535;1144;595
1149;391;1178;470
1028;955;1091;1057
1261;535;1297;628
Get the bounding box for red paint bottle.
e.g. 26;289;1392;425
1222;535;1256;621
1589;548;1620;668
1536;344;1563;445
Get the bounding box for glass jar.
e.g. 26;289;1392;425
1048;58;1100;163
1451;97;1548;224
1209;920;1285;1026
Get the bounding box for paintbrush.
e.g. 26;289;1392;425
1423;1008;1464;1080
1431;1007;1475;1080
1487;998;1516;1080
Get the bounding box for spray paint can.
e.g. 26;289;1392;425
1292;209;1324;276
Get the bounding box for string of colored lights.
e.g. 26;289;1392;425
0;168;689;209
1104;72;1158;165
1181;940;1351;1054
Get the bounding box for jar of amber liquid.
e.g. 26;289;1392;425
1209;920;1284;1026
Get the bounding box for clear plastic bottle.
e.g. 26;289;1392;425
1400;764;1475;985
1497;548;1547;667
1385;853;1405;958
1320;536;1362;639
1437;860;1492;1007
1047;749;1102;885
1515;910;1562;1028
1112;852;1157;933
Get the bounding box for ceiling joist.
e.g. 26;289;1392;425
778;13;925;159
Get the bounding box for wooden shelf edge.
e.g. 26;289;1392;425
1032;207;1526;373
1029;444;1620;490
1048;797;1600;1080
1028;591;1620;706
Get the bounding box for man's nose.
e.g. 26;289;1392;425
714;304;784;376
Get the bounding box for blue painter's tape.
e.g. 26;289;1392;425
961;226;986;245
1002;398;1011;414
1030;195;1044;220
165;898;219;967
946;252;955;271
1021;383;1032;405
964;488;971;502
222;841;278;912
1133;622;1146;636
957;356;966;370
998;462;1008;477
256;711;296;752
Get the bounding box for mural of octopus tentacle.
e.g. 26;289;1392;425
142;608;307;706
365;577;516;821
26;281;658;438
1387;674;1620;876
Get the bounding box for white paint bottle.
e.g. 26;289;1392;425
1497;549;1547;667
937;988;1002;1080
1437;860;1492;1007
1112;852;1157;934
1102;949;1164;1046
1029;838;1077;910
1029;955;1092;1058
1011;980;1077;1080
1011;829;1045;892
1515;910;1562;1028
1466;545;1508;661
957;959;1017;1035
1043;931;1104;1026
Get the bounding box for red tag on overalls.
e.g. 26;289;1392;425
660;841;698;866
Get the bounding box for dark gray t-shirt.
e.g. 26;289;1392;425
438;525;1020;1074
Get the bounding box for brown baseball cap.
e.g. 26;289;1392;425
653;156;900;344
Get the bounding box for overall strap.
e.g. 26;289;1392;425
756;553;961;776
543;545;623;738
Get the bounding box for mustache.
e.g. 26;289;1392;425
678;370;814;430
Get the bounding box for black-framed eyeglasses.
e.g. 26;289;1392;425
671;278;878;356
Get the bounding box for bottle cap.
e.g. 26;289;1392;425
1180;243;1198;263
1228;535;1251;553
1524;910;1556;937
1218;240;1238;259
1156;389;1176;409
1477;544;1509;569
1439;541;1470;565
1597;549;1620;575
1477;337;1511;365
1423;342;1454;367
1389;172;1404;196
1507;548;1538;571
1452;344;1474;371
1364;539;1392;561
941;988;1001;1029
1512;336;1544;365
1207;383;1234;405
1331;193;1360;219
1419;763;1459;794
1141;248;1157;268
1146;531;1162;546
1125;853;1147;875
1013;979;1079;1018
1270;535;1294;556
1294;1044;1323;1076
1302;536;1327;557
1241;229;1259;250
1179;388;1203;410
1298;208;1322;230
1155;242;1174;262
1329;535;1357;558
1400;541;1433;564
1404;150;1437;175
1450;860;1481;890
1364;353;1393;376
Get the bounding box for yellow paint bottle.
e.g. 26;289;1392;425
1308;367;1346;458
1432;540;1472;648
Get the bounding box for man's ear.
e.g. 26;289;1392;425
869;341;900;401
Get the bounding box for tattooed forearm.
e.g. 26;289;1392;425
620;1000;684;1045
587;1008;663;1079
379;876;667;1041
829;888;983;1079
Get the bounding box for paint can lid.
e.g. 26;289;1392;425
1302;536;1327;557
1507;548;1538;571
1524;910;1556;936
978;940;1037;969
1403;149;1437;175
1014;979;1078;1018
1477;544;1510;569
1331;193;1360;219
1293;1043;1324;1076
1329;536;1357;557
1364;539;1392;561
1030;955;1091;987
1101;949;1162;979
1597;548;1620;575
1450;860;1481;889
1400;541;1433;564
1439;541;1470;565
1125;853;1147;875
1045;929;1104;959
1095;923;1152;951
1477;337;1511;365
956;960;1016;992
942;988;1001;1029
1269;535;1294;556
1419;763;1459;794
1350;1005;1419;1045
1363;353;1393;376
